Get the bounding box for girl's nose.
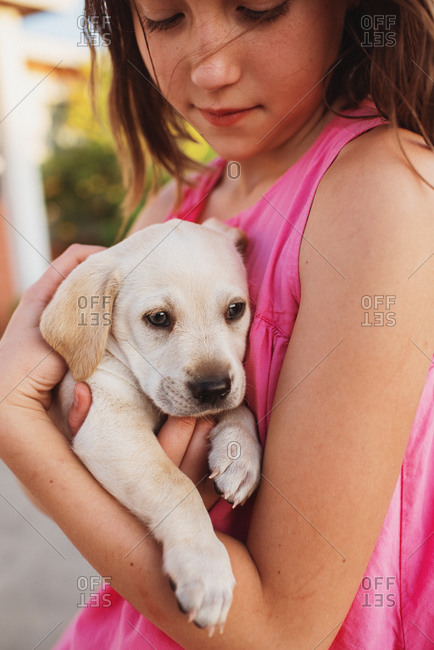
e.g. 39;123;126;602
191;48;241;91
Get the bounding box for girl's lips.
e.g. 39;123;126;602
197;106;258;127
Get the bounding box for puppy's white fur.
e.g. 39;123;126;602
40;219;262;631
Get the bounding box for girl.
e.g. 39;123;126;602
1;0;433;647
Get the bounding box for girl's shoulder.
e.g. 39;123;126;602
130;162;220;233
302;121;434;305
309;123;434;244
332;123;434;197
129;179;178;233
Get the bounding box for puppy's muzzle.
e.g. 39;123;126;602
188;375;231;406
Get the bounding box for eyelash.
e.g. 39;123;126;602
142;1;290;34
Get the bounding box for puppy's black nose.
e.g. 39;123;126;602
189;376;231;404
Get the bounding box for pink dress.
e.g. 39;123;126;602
54;103;434;649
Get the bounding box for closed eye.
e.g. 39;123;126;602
142;12;184;33
237;1;291;24
141;1;290;33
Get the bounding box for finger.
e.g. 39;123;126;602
26;244;105;308
157;417;198;467
68;382;92;436
179;418;216;483
10;244;106;332
196;479;222;512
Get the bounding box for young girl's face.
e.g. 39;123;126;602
132;0;348;161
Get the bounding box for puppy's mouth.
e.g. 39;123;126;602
154;376;244;417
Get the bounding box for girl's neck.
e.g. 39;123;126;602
218;102;337;202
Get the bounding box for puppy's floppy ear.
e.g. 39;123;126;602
202;217;248;255
40;253;122;382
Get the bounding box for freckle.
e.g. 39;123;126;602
277;570;281;575
130;562;134;567
49;480;53;484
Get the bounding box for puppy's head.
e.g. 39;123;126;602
40;219;250;416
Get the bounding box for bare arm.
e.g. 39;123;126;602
1;128;434;648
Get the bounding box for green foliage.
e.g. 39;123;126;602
42;63;123;254
43;140;125;255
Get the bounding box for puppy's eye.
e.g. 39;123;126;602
145;311;171;327
226;302;246;321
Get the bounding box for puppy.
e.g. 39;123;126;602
40;218;262;632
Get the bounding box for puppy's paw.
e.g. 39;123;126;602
163;536;235;632
208;407;262;508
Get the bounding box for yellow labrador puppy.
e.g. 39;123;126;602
40;219;262;633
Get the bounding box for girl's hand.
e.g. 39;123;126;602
69;386;221;510
157;416;221;510
0;244;104;414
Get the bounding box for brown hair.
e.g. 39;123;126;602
84;0;434;213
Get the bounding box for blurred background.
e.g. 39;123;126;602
0;1;212;647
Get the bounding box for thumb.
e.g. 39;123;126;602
157;417;198;467
68;382;92;435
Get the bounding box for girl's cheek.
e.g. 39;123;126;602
132;24;185;98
